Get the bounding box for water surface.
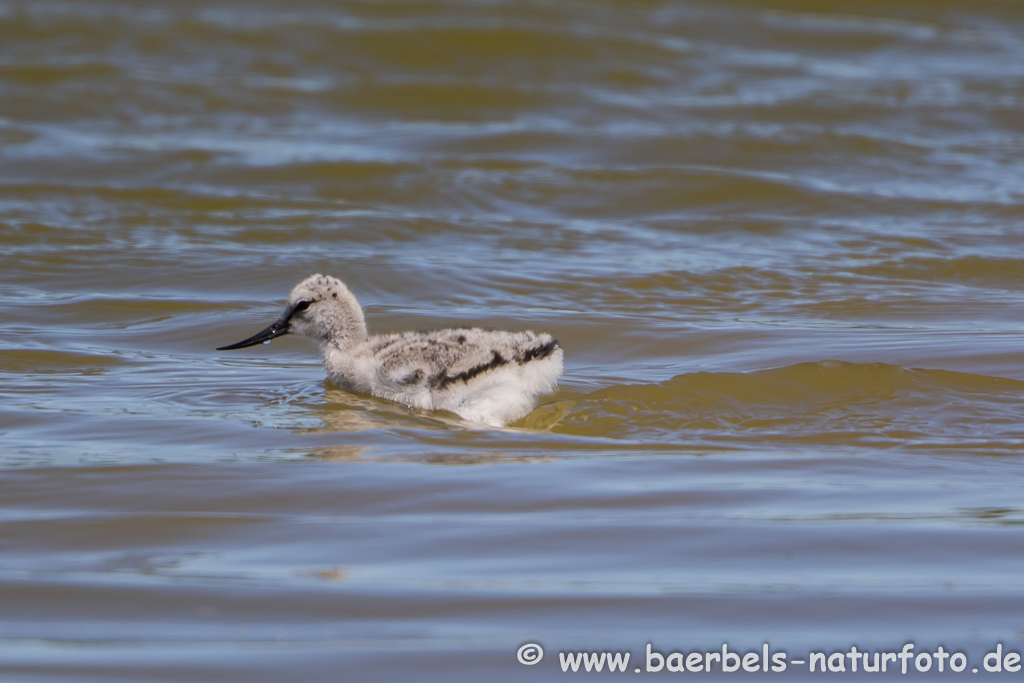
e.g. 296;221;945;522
3;0;1024;680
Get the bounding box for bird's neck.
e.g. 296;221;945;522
326;289;369;349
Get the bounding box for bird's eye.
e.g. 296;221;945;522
293;300;312;312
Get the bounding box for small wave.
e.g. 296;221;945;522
523;361;1024;453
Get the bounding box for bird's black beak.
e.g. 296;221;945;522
217;308;293;350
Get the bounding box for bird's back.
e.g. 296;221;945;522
367;328;563;425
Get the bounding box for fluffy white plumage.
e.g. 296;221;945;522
218;274;563;427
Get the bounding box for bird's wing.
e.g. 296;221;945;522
371;328;559;389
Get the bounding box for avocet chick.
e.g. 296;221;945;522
218;274;563;427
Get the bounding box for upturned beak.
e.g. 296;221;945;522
217;307;293;350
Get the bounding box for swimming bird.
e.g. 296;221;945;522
217;274;563;427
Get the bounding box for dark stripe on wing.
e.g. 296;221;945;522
430;339;559;390
521;339;559;363
432;351;508;390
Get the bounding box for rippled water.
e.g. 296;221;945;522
4;0;1024;680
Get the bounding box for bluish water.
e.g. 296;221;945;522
3;0;1024;680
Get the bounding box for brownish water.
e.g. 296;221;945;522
3;0;1024;680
